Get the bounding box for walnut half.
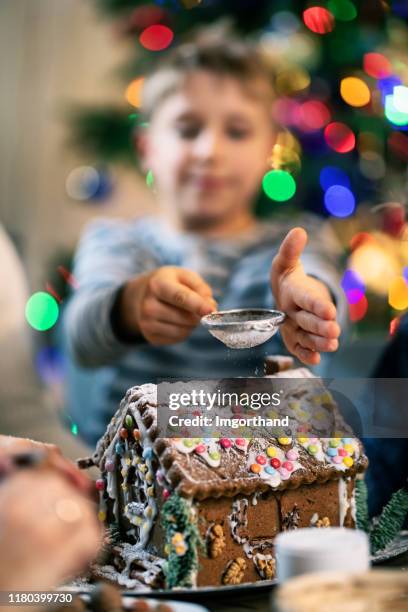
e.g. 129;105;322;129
222;557;246;585
208;523;226;559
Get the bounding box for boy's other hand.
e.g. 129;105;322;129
121;266;217;345
270;228;341;366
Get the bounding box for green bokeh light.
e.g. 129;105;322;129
385;94;408;126
146;169;154;188
71;423;79;436
25;292;59;331
328;0;357;21
262;170;296;202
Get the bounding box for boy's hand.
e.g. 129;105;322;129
121;266;217;346
271;228;341;366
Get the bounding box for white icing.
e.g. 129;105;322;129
338;478;350;526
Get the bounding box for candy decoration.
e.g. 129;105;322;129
195;444;206;454
265;466;276;475
283;461;294;472
278;437;291;446
328;447;338;457
332;455;342;464
220;438;232;449
163;489;170;500
120;428;128;439
182;439;194;448
266;446;277;458
256;455;267;465
250;463;261;474
209;451;220;461
98;510;106;522
105;459;115;472
271;458;281;469
133;429;141;440
343;444;354;455
115;443;124;456
343;456;354;467
279;467;290;480
308;444;318;455
142;447;153;460
125;415;133;428
96;478;105;491
330;439;340;447
286;449;299;461
236;439;246;447
338;448;347;457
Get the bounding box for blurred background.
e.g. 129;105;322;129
1;0;408;450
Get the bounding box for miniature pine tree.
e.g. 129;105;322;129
355;477;370;533
370;484;408;554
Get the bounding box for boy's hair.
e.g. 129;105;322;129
141;34;275;120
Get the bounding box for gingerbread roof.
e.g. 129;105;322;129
83;369;368;501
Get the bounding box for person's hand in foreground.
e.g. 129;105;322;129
0;470;102;592
119;266;217;345
271;227;341;366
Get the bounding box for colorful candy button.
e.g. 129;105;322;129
342;438;353;444
95;479;105;491
266;446;277;458
115;443;124;456
133;429;141;440
286;449;298;461
283;461;294;472
236;438;246;447
195;444;206;454
209;451;220;461
338;448;347;457
250;463;261;474
297;437;308;444
142;448;153;460
163;489;170;500
308;444;318;455
329;439;340;448
98;510;106;522
105;459;115;472
278;437;291;445
327;447;338;457
125;415;133;428
265;466;276;475
343;444;354;455
343;456;354;468
279;467;290;480
271;458;281;469
182;439;194;448
220;438;232;449
332;455;342;464
256;455;267;465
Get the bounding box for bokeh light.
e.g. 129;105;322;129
359;151;386;180
324;122;355;153
262;170;296;202
303;7;335;34
340;77;370;107
377;76;402;102
349;294;368;322
388;131;408;162
327;0;357;21
324;185;355;217
139;25;174;51
393;86;408;114
25;292;59;332
297;100;331;131
35;346;65;385
363;53;391;79
341;269;365;304
349;232;375;251
125;78;144;107
66;166;99;201
388;277;408;310
271;11;300;34
268;144;301;175
390;316;401;336
146;169;154;188
404;267;408;285
384;94;408;126
275;67;311;95
319;166;350;191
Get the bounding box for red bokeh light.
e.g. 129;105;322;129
349;294;368;322
349;232;376;251
388;131;408;163
363;53;392;79
139;24;174;51
324;122;355;153
303;7;335;34
297;100;331;131
390;316;401;337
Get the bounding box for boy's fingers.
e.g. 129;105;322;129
291;285;337;320
272;228;308;275
297;330;339;353
152;279;215;316
150;300;201;327
294;311;341;339
295;344;321;366
177;269;214;299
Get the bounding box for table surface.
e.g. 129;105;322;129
195;551;408;612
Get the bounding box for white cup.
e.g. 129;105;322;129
275;527;370;583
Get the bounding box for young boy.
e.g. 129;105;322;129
64;37;343;444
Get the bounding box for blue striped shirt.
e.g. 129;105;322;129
64;214;346;445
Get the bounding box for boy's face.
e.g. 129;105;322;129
142;70;275;230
